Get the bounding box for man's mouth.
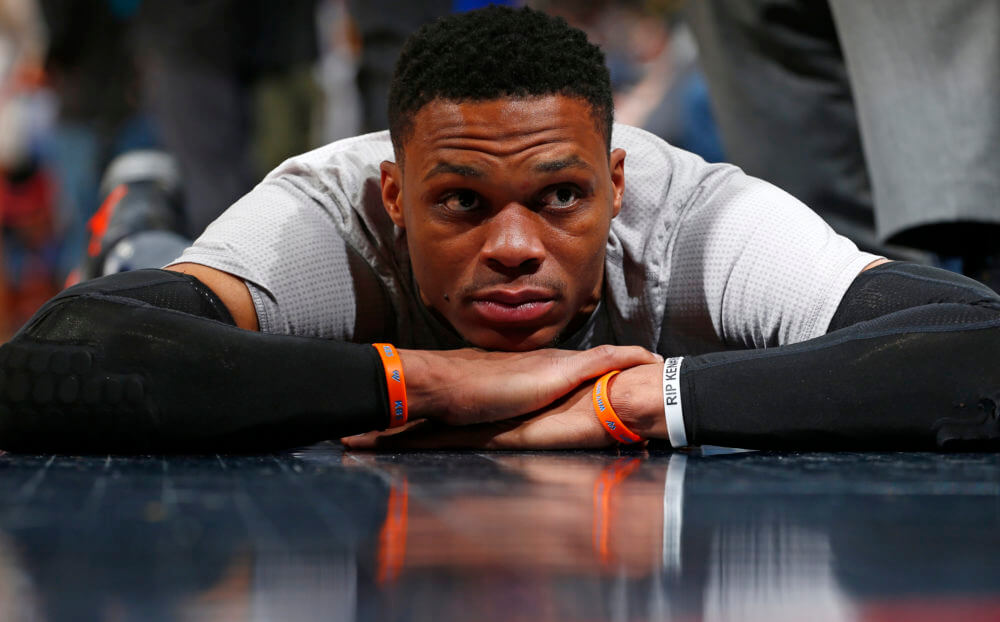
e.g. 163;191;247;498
469;289;557;325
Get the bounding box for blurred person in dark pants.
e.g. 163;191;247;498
40;0;152;279
135;0;321;239
346;0;517;133
347;0;452;133
135;0;254;239
687;0;1000;285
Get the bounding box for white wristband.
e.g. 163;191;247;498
662;357;687;447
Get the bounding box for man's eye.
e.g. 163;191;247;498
442;190;481;212
541;186;580;209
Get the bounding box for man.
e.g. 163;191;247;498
2;6;999;453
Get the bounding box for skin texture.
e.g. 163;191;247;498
380;96;625;352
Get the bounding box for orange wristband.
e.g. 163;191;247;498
373;343;408;428
592;370;642;444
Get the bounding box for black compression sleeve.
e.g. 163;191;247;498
0;269;391;453
828;262;1000;330
677;263;1000;450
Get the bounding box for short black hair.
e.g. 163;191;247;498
387;5;614;160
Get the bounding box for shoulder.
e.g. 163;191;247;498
250;130;400;255
263;130;395;189
610;123;740;217
609;123;744;254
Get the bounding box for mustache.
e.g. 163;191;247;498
457;276;567;299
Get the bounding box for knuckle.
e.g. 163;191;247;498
593;344;616;359
630;345;647;355
626;345;649;358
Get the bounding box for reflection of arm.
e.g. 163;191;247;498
377;456;667;573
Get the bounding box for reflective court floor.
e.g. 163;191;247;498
1;445;1000;621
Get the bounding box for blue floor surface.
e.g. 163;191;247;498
1;444;999;621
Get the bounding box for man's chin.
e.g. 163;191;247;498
461;326;563;352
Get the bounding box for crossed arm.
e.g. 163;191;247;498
172;259;1000;452
1;258;999;453
0;263;659;453
349;259;1000;451
167;261;674;450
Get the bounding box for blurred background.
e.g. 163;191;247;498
0;0;724;341
3;0;998;343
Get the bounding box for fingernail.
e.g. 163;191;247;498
655;354;664;363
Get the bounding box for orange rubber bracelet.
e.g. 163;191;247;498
373;343;408;428
592;370;642;444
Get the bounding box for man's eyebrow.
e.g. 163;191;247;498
532;155;593;173
423;162;484;181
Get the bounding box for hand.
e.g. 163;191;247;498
603;362;668;439
401;345;661;426
344;361;668;450
343;381;616;450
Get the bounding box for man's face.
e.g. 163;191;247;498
380;95;625;351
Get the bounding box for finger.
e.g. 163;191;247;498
555;345;662;388
342;419;522;450
340;431;385;448
589;344;663;368
340;418;430;447
572;346;663;380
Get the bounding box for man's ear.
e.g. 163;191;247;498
609;148;626;218
380;160;406;229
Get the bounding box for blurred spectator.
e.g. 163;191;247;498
250;0;324;175
314;0;362;143
134;0;256;239
317;0;513;138
686;0;1000;281
0;0;60;338
315;0;515;142
40;0;153;279
347;0;451;133
134;0;324;239
0;0;44;75
535;0;723;163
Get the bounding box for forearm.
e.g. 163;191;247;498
0;270;390;452
617;263;1000;450
682;306;1000;449
1;271;660;453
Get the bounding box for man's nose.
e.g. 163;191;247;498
480;205;546;272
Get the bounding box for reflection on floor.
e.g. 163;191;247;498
1;444;999;621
